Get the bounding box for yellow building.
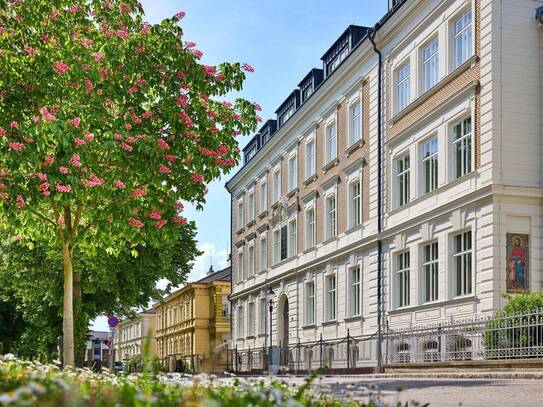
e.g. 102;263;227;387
154;266;231;373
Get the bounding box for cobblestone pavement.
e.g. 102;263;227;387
243;375;543;406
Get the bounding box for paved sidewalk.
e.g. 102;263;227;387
320;370;543;379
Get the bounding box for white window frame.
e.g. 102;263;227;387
288;218;297;257
422;241;439;303
248;302;255;337
305;206;315;250
272;166;281;203
259;297;267;335
288;152;297;191
325;194;337;240
259;178;267;214
453;230;473;297
259;234;267;272
396;62;411;112
237;249;244;282
451;116;473;179
305;137;316;179
348;266;362;317
247;190;255;223
348;180;361;229
304;280;316;325
248;243;255;277
236;305;244;339
273;228;281;265
236;198;244;231
396;154;410;207
325;121;337;164
421;136;438;195
421;37;439;93
452;9;473;70
325;273;337;321
348;98;362;146
396;251;410;308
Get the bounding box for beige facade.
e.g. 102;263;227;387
113;311;156;362
154;267;231;372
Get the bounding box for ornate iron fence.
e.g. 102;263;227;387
386;308;543;364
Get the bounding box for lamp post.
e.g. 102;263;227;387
266;286;275;369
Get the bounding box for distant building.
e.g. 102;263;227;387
85;330;110;367
154;266;231;373
113;309;156;362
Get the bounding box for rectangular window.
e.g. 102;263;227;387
325;275;337;321
248;302;255;337
349;267;361;317
422;38;439;92
248;245;254;277
423;242;439;302
237;200;243;230
349;101;361;145
288;219;297;257
280;225;288;261
453;10;473;68
305;208;315;249
454;231;472;296
397;63;410;112
422;137;438;194
237;306;244;339
273;229;281;264
305;281;315;325
396;252;410;308
259;298;267;335
326;122;337;163
248;192;254;222
260;180;267;213
349;181;361;228
273;169;280;203
397;155;410;207
305;140;316;179
237;252;244;282
453;117;472;179
326;195;336;240
260;236;267;272
288;155;297;190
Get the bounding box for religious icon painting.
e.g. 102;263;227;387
506;233;529;293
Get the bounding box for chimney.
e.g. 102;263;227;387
207;264;214;275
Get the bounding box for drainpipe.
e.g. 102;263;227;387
226;186;234;369
368;24;384;374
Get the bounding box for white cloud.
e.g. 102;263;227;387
189;241;229;281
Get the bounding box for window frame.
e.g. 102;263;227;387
325;121;337;164
325;273;337;322
396;251;410;308
304;280;316;325
453;230;473;297
305;137;316;179
421;136;439;195
259;234;267;272
304;207;316;250
247;190;255;223
237;249;244;282
247;302;255;337
422;241;439;303
259;297;267;335
259;179;267;215
452;9;473;70
421;36;439;93
288;218;297;258
325;194;337;240
272;166;281;203
348;98;362;146
348;266;362;317
236;198;244;231
247;243;255;278
348;180;361;229
288;152;298;191
236;305;244;339
451;116;473;180
396;153;411;207
396;62;411;113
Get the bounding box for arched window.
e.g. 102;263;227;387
351;346;359;368
397;342;410;363
423;340;440;362
448;335;473;360
326;347;334;368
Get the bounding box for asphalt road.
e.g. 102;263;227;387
262;376;543;406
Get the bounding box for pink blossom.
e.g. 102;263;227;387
176;95;188;108
128;217;145;228
175;11;186;19
256;115;263;122
176;71;185;80
74;138;85;146
231;112;240;120
217;144;229;156
10;121;18;129
254;103;262;111
124;123;132;131
40;34;50;43
80;38;93;48
159;164;172;174
175;202;184;211
43;155;55;166
203;65;216;77
207;110;216;118
39;182;50;196
172;216;187;225
131;188;147;198
52;61;70;74
149;210;162;220
69;154;82;167
82;173;104;188
185;41;196;48
24;45;36;56
192;173;204;183
241;63;255;73
0;127;5;136
59;166;70;174
114;179;126;189
120;142;133;152
92;52;105;62
9;142;24;151
40;107;56;122
56;184;72;193
128;85;138;94
142;111;153;119
140;23;151;36
37;173;47;182
157;139;170;150
69;117;81;127
84;133;94;142
16;195;25;209
155;219;167;228
163;154;177;163
222;101;232;108
33;116;40;124
84;78;94;94
114;133;122;141
189;48;203;59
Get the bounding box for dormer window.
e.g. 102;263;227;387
276;91;300;128
324;37;349;76
321;26;368;78
279;102;295;127
301;82;313;102
299;69;323;104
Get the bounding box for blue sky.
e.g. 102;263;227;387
92;0;387;331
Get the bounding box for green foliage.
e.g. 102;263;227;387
483;293;543;358
0;358;397;406
124;355;163;374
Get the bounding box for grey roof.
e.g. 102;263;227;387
195;266;231;284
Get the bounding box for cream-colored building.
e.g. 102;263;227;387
227;0;543;370
113;310;156;362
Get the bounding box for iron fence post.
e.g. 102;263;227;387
347;329;351;370
319;333;323;369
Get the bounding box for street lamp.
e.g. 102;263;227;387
266;286;275;369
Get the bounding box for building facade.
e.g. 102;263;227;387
154;266;231;372
226;0;542;369
84;330;110;368
113;310;156;362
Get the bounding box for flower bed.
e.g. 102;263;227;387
0;357;390;406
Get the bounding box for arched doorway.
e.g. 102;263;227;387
277;294;289;366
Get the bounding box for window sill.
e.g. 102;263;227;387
246;220;256;228
258;210;268;219
286;188;298;198
390;55;478;125
302;246;316;254
322;320;338;326
322;158;339;173
271;201;279;210
345;139;364;156
322;236;338;245
271;258;290;269
303;174;317;186
236;228;245;235
345;224;362;234
389;295;476;314
246;335;256;339
344;315;363;322
302;323;316;329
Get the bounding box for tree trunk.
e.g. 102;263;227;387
73;270;84;368
62;242;75;367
